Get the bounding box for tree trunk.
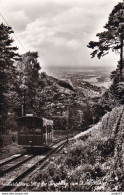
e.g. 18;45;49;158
120;34;124;77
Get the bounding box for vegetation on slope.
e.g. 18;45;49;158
26;106;124;191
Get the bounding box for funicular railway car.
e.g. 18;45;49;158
18;116;53;148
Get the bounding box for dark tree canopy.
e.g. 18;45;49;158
87;2;124;74
0;23;19;119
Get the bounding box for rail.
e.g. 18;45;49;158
0;139;67;192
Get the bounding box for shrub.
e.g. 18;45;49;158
97;138;115;157
12;134;17;142
4;113;18;132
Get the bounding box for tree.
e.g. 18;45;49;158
87;2;124;76
0;23;19;129
17;51;41;115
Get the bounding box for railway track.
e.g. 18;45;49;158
0;139;67;192
0;154;35;177
0;153;27;167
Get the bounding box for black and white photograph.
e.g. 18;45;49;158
0;0;124;193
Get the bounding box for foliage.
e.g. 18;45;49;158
17;51;41;115
100;76;124;109
0;23;19;119
87;2;124;74
4;113;18;132
25;106;124;192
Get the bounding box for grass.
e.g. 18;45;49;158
0;131;25;160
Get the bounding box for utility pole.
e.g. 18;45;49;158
65;101;71;143
92;116;95;125
23;89;26;116
20;84;27;116
66;104;69;143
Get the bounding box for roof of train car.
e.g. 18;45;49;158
18;116;41;120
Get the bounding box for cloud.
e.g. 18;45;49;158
0;0;121;69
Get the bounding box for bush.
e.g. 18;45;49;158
12;134;16;142
97;138;115;157
4;113;18;132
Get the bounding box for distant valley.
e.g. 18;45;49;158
45;66;112;92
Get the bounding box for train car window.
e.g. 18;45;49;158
47;126;49;133
19;126;27;135
18;117;42;128
50;126;52;133
43;126;46;133
49;126;51;133
20;126;26;131
35;129;41;135
28;128;34;134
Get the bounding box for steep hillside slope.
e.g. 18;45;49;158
37;72;103;130
27;106;124;191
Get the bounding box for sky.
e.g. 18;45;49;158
0;0;122;71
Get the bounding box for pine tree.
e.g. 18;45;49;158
0;23;19;129
87;2;124;76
